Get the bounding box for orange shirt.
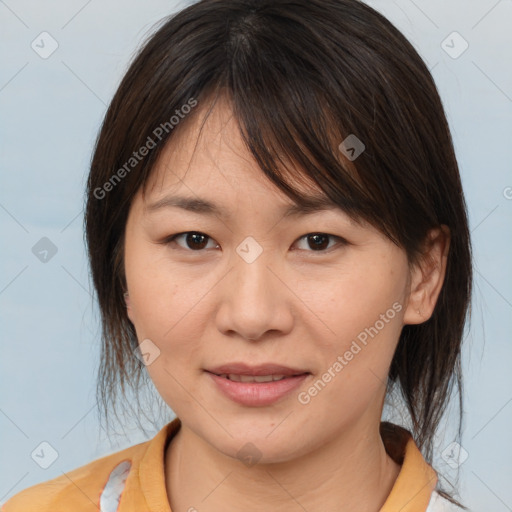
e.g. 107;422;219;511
1;418;459;511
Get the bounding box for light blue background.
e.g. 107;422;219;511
1;1;511;510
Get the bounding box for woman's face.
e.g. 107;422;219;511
124;98;417;462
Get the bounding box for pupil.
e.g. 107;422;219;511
309;234;328;250
187;232;207;250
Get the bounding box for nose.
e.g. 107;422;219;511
214;247;294;342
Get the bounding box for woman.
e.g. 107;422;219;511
2;0;472;510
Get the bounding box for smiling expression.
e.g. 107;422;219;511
123;96;419;462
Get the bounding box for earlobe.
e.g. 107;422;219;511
124;292;134;322
403;226;450;325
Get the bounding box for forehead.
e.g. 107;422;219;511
134;95;368;233
142;98;333;208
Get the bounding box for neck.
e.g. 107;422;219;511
165;419;401;512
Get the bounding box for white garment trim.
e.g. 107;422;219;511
426;490;463;511
99;460;131;512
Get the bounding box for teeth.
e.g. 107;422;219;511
219;374;288;382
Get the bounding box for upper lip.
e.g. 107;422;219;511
206;363;309;376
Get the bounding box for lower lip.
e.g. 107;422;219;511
206;372;309;406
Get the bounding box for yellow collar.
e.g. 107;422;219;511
139;418;437;512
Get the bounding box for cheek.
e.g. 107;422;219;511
300;295;404;424
298;255;408;347
124;243;221;388
297;253;408;404
126;260;208;410
125;241;199;334
128;273;205;359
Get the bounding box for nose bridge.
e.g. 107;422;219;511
232;236;276;303
216;236;292;340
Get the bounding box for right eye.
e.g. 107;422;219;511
163;231;219;251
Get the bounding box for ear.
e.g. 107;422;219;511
403;225;450;325
124;292;135;323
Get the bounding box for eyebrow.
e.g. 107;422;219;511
145;194;342;218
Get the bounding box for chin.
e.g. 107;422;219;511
206;425;311;466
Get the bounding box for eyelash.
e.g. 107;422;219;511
161;231;347;254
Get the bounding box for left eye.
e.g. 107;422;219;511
163;231;344;253
294;233;344;252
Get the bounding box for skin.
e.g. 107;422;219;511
124;96;449;512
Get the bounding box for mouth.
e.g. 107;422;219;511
205;362;310;379
210;373;303;383
204;363;311;406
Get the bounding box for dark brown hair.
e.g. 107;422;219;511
85;0;471;505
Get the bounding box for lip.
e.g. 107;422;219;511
206;362;309;376
205;363;310;407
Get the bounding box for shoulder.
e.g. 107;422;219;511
1;440;149;512
426;490;465;511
